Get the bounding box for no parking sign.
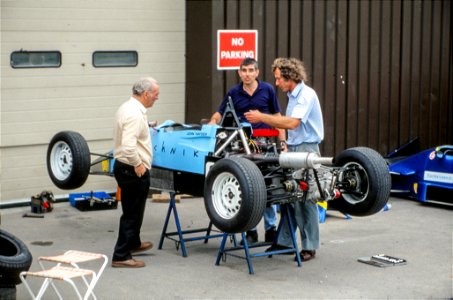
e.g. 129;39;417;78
217;30;258;70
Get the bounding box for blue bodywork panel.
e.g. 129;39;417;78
150;121;220;175
388;144;453;203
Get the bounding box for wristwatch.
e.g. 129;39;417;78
279;140;287;148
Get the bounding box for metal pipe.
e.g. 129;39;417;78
279;152;334;169
214;130;239;156
238;128;252;155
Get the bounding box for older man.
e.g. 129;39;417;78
112;77;159;268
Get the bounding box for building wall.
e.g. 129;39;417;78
0;0;185;203
186;0;452;157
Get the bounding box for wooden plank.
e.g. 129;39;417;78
322;1;336;156
151;193;194;203
367;0;381;151
346;0;359;148
378;0;392;155
356;0;370;147
388;1;402;151
335;1;347;153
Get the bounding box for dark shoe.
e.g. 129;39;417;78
131;241;153;254
239;231;258;246
112;258;145;268
295;250;316;261
265;227;277;243
265;244;293;254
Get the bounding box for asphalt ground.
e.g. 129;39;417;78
1;195;451;299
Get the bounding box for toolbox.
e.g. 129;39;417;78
69;191;117;211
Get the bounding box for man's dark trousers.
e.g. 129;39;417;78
113;160;150;261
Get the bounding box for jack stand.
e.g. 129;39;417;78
158;192;225;257
215;204;302;274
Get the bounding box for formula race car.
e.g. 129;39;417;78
386;138;453;206
47;99;391;233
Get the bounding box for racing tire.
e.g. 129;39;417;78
331;147;391;216
204;157;267;233
0;229;33;286
47;131;91;190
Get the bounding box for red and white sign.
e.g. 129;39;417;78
217;30;258;70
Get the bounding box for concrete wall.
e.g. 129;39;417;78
0;0;185;203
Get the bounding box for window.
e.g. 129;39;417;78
10;51;61;68
92;51;138;67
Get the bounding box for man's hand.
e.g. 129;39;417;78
244;110;263;123
134;164;147;177
208;112;221;125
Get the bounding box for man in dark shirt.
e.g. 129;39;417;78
209;57;286;244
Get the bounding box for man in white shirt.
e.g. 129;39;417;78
111;77;159;268
245;58;324;262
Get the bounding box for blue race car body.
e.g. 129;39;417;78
150;120;220;175
387;140;453;205
47;100;392;233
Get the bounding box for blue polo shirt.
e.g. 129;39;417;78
217;80;281;129
286;82;324;144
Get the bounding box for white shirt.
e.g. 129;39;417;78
286;82;324;145
114;97;152;169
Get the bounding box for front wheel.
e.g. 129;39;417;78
47;131;91;190
204;157;267;233
331;147;391;216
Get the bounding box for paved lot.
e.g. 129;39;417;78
1;196;451;299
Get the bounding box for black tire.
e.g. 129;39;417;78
0;229;33;286
0;285;17;300
47;131;91;190
204;157;267;233
0;286;16;300
331;147;391;216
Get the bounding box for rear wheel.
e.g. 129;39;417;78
204;157;267;233
47;131;90;189
331;147;391;216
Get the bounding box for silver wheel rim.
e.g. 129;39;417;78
211;172;242;219
50;141;73;181
339;162;369;204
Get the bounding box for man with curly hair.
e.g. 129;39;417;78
245;57;324;261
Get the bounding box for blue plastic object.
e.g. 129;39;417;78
69;191;116;211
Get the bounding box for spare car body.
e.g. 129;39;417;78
386;138;453;206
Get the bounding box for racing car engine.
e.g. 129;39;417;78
279;166;339;204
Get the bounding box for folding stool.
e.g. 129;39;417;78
20;250;108;300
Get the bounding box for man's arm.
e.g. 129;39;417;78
272;112;287;141
245;110;300;130
208;112;222;125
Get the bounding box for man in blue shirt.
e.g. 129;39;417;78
209;57;286;244
245;57;324;261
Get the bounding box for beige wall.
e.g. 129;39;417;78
0;0;185;203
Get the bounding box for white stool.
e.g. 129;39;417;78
20;250;108;300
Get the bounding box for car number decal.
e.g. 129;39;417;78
424;171;453;184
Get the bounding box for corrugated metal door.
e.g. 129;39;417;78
186;0;452;156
